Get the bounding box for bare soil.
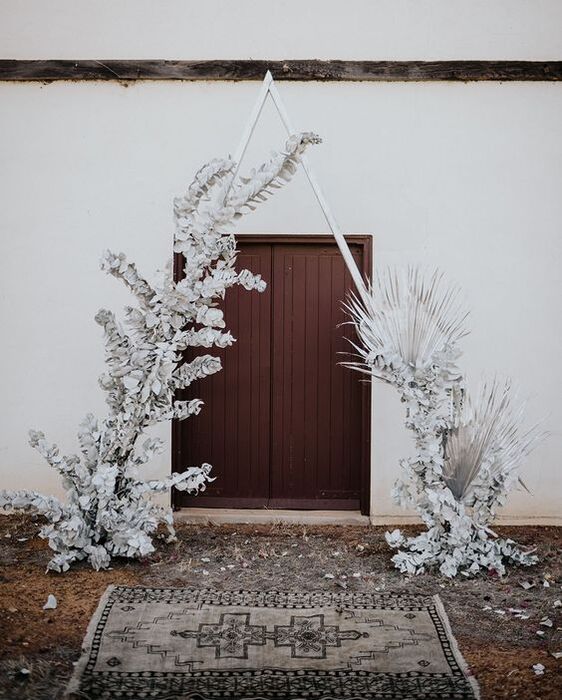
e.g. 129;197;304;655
0;514;560;699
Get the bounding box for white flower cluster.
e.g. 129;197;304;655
0;133;320;572
346;267;542;578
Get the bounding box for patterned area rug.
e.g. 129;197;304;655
67;586;479;699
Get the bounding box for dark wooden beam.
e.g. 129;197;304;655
1;59;561;82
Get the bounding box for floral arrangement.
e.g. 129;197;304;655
346;267;543;577
0;132;320;571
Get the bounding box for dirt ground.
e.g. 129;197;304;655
0;514;560;700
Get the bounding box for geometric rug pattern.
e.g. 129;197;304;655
67;586;479;699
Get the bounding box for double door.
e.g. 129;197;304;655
173;236;370;512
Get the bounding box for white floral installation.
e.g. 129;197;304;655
0;132;320;572
345;266;544;578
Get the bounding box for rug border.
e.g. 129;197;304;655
431;594;481;700
65;583;117;699
66;585;480;700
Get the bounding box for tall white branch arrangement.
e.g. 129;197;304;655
0;133;321;572
346;267;543;577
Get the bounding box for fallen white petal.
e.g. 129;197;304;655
43;594;57;610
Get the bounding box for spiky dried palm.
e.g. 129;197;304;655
344;267;469;379
442;379;544;502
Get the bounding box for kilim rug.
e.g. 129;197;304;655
67;586;479;699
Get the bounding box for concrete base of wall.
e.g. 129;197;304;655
370;514;562;527
175;509;562;527
174;508;370;526
2;508;558;527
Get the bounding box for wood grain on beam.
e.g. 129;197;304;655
1;59;561;82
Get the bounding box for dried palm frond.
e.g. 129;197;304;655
342;266;544;577
344;267;469;376
442;379;544;502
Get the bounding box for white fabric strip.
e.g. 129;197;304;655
231;71;369;303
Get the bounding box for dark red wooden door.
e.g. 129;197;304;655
173;237;370;511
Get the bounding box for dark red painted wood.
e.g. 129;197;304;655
269;243;363;509
174;237;370;511
176;243;272;506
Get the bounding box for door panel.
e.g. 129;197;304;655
175;243;272;506
174;237;369;511
269;243;363;509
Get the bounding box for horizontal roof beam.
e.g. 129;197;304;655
1;59;561;82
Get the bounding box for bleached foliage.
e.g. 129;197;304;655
346;267;542;577
0;133;320;572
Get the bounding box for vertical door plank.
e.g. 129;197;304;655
304;253;320;503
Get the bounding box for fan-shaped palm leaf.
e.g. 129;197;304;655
344;266;469;376
443;379;544;502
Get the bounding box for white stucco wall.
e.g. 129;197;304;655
1;0;562;60
0;1;561;522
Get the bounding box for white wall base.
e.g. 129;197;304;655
174;508;561;527
2;507;559;527
369;514;562;527
175;508;370;526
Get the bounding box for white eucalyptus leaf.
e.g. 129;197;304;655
0;133;319;572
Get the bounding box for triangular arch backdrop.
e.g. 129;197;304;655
173;78;372;514
231;72;370;302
